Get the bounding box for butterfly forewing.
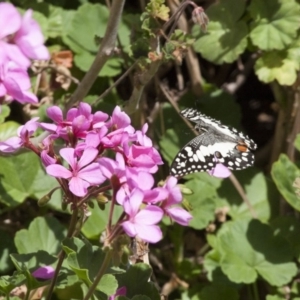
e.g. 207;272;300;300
170;108;257;177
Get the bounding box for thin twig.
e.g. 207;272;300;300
65;0;126;112
123;60;162;114
229;173;257;218
92;61;138;106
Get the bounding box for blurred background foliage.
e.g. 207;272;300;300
2;0;300;299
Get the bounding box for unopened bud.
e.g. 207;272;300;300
178;184;193;195
96;194;109;210
38;187;60;207
192;7;209;33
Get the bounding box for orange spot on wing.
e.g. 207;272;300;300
236;144;248;152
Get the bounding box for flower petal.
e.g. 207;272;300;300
69;176;89;197
78;163;105;185
77;147;98;169
166;207;193;226
134;206;163;225
122;221;137;237
46;164;72;179
0;3;21;39
135;224;163;243
59;148;76;170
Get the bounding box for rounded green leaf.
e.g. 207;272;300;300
0;151;63;208
14;216;66;255
218;219;297;286
0;121;19;141
217;168;278;221
96;274;118;296
271;154;300;211
254;51;299;85
249;0;300;50
193;0;248;64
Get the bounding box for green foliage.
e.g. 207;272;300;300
193;0;248;64
62;3;130;76
205;219;297;286
2;0;300;299
0;152;61;208
271;154;300;211
249;0;300;50
14;216;66;254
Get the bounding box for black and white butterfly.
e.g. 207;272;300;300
170;108;257;177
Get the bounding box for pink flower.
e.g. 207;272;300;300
208;163;231;178
14;9;49;63
108;286;127;300
0;117;39;152
46;147;105;197
32;266;55;280
161;177;192;226
41;103;100;140
121;189;163;243
98;153;126;184
0;3;49;69
124;143;163;173
0;61;38;104
108;106;131;130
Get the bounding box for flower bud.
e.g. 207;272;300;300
192;7;209;33
38;187;60;207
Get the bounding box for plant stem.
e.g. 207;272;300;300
252;281;260;300
65;0;125;112
45;207;79;300
229;173;257;219
82;249;113;300
24;288;30;300
92;61;137;107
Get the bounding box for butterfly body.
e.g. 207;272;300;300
170;108;257;177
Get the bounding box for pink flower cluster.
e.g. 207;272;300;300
0;104;192;243
0;3;49;105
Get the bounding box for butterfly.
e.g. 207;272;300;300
170;108;257;177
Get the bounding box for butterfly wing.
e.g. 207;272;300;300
170;133;219;176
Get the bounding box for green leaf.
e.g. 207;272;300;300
185;173;221;230
82;200;123;239
193;0;247;64
96;274;118;296
218;219;297;286
199;284;239;300
217;168;279;221
14;216;66;255
0;106;11;124
271;154;300;211
116;263;160;300
295;134;300;152
270;216;300;260
62;3;130;77
145;0;170;21
74;52;123;77
63;3;109;53
10;251;57;272
62;237;117;286
47;5;65;38
10;251;57;290
0;151;62;208
0;230;16;273
249;0;300;50
254;39;300;85
0;273;26;295
0;121;19;144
